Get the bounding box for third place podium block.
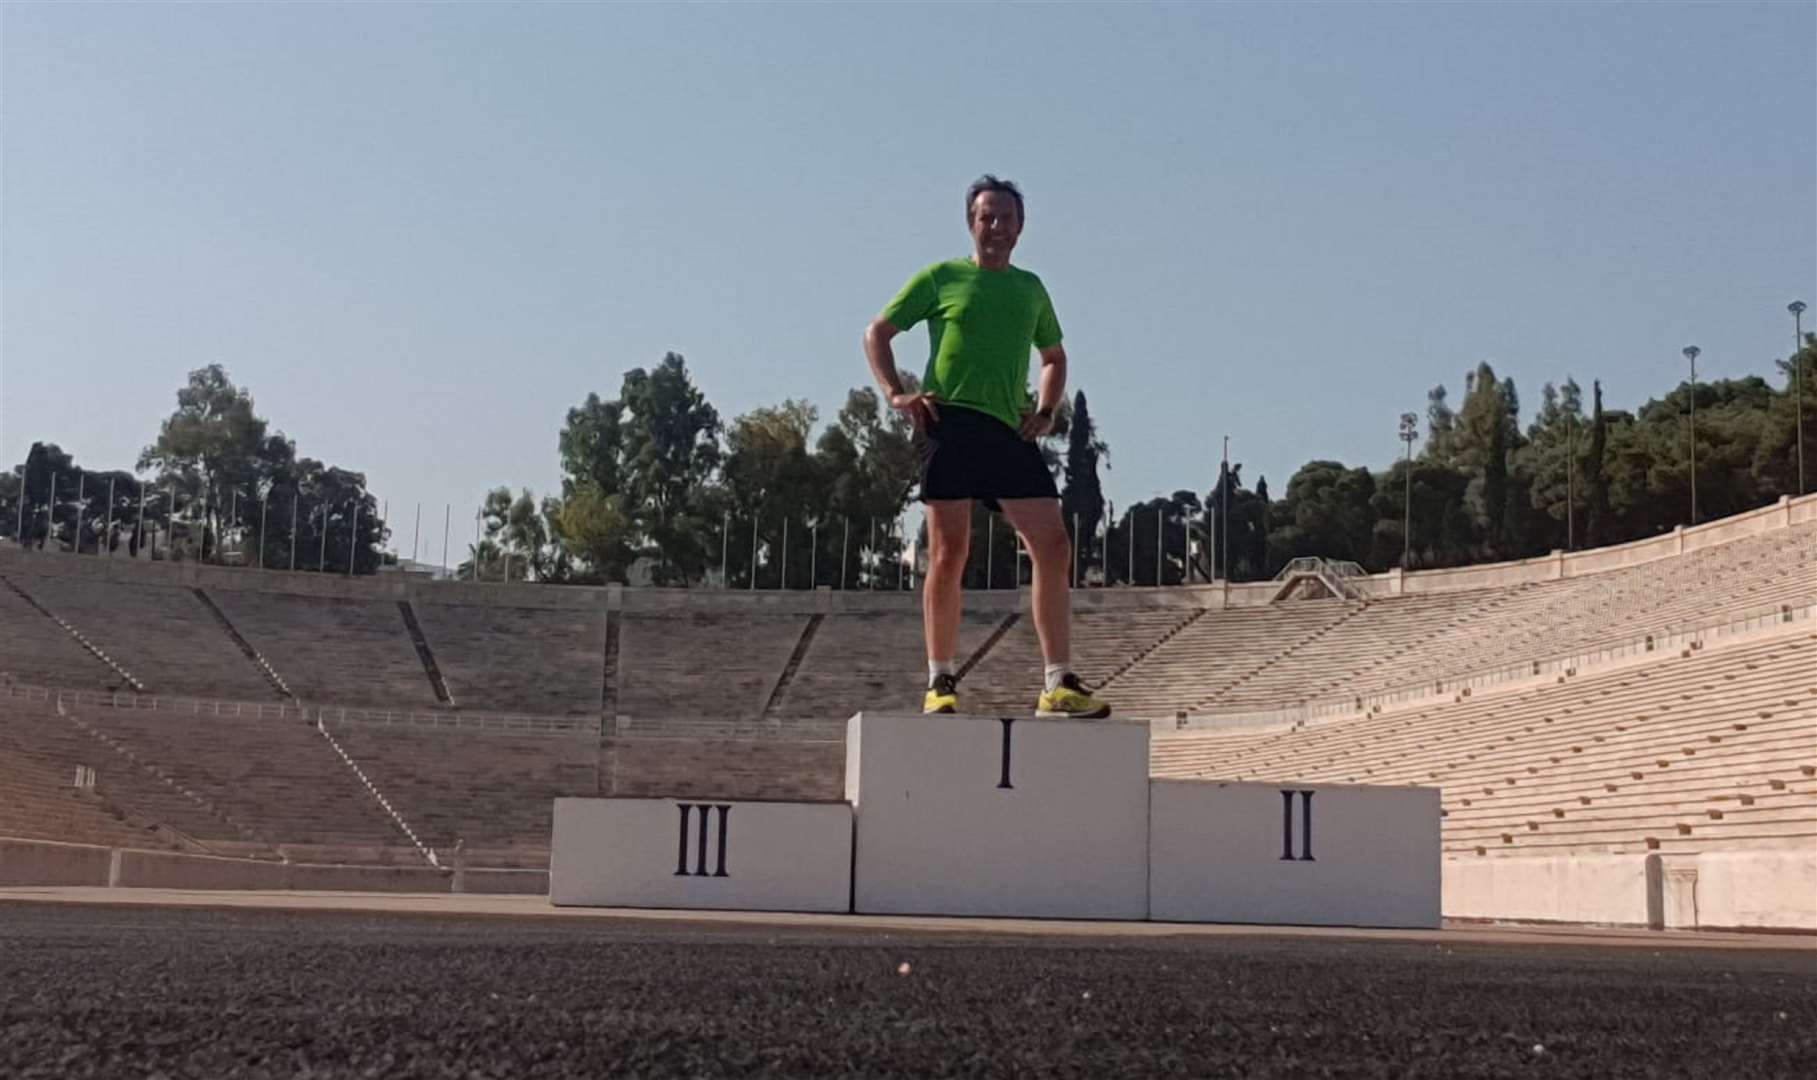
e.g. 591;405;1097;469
549;796;852;913
1148;779;1441;928
846;711;1150;919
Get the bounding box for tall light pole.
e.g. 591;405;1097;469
1398;412;1419;568
1683;346;1700;524
1220;435;1230;582
1791;301;1807;495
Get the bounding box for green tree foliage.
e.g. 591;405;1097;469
1106;491;1201;586
1204;464;1271;581
1267;460;1378;567
462;487;561;582
552;486;636;584
126;367;386;571
1757;335;1815;497
1584;380;1611;548
558;392;624;499
1060;391;1108;579
620;354;722;585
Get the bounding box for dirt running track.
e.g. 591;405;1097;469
1;897;1813;1078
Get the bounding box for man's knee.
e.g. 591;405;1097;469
1023;523;1070;568
929;536;970;575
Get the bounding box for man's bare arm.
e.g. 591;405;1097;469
864;317;939;430
1020;343;1067;440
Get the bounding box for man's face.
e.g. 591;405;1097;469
969;190;1022;262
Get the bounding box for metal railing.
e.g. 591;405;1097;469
0;680;595;737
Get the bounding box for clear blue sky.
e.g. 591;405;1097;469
4;2;1812;544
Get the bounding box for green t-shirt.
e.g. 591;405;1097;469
880;258;1062;431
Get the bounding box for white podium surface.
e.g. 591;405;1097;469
549;797;852;912
846;712;1150;919
1148;779;1441;928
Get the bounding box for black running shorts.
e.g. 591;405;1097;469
913;404;1060;510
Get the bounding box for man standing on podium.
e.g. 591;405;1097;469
863;175;1111;719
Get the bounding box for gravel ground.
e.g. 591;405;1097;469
1;902;1813;1078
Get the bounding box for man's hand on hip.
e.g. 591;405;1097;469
891;392;941;433
1019;405;1055;442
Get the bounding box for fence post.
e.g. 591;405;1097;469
841;516;850;590
347;503;359;576
105;476;116;558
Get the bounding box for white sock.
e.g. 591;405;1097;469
929;659;956;687
1044;662;1069;693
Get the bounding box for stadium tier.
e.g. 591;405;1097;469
1152;629;1817;855
409;602;604;715
0;494;1812;927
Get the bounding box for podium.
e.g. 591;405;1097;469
549;797;852;912
550;712;1441;928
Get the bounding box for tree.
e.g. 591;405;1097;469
1759;340;1816;498
1200;466;1273;581
0;469;19;544
1450;363;1524;557
139;365;268;555
1426;384;1457;464
558;392;625;499
724;399;823;588
552;486;636;583
619;353;723;585
1267;460;1377;568
1059;390;1109;579
1583;380;1610;548
19;442;75;549
1249;476;1270;578
1106;491;1201;586
815;385;918;589
1518;379;1586;552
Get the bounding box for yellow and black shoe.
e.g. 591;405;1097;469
1036;672;1111;719
923;673;959;714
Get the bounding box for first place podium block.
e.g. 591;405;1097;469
549;797;853;913
846;712;1150;919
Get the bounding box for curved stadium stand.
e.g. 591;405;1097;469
1;493;1812;927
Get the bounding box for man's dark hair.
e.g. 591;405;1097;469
966;175;1024;223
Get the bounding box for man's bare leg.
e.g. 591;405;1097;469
922;499;973;673
997;497;1071;671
